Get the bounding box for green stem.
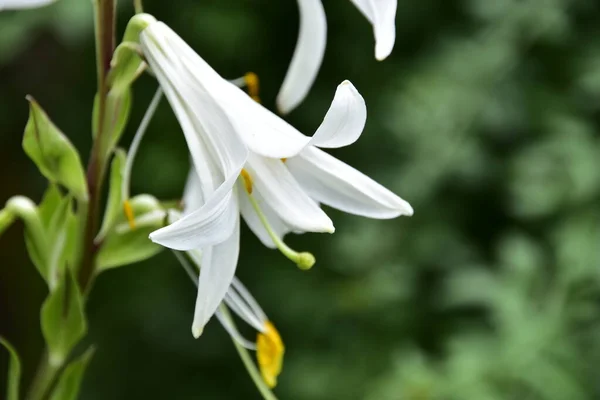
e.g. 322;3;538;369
78;0;117;293
25;353;60;400
219;305;279;400
133;0;143;13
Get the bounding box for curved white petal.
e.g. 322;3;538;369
0;0;55;10
286;146;413;218
350;0;397;60
182;167;204;214
149;177;239;251
276;0;327;114
141;23;247;196
238;181;291;248
311;80;366;149
192;216;240;338
245;153;334;233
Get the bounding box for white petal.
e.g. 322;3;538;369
141;23;247;195
276;0;327;114
246;153;334;233
192;216;240;338
286;146;413;218
0;0;55;10
350;0;397;60
182;167;204;214
149;177;239;251
310;80;366;149
238;181;291;249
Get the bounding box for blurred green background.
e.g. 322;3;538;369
2;0;600;398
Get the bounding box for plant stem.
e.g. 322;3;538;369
78;0;117;292
26;353;60;400
28;2;117;399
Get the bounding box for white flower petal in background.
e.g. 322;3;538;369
192;216;240;338
0;0;56;10
310;80;367;149
350;0;397;60
276;0;327;115
286;146;413;218
245;153;334;233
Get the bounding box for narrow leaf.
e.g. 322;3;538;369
41;270;87;367
0;337;22;400
97;149;126;241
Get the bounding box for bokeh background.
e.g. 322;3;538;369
2;0;600;398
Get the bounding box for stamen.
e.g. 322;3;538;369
240;173;315;270
123;200;136;229
256;321;284;388
240;168;253;194
280;158;287;163
244;72;261;103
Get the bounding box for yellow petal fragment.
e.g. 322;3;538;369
244;72;261;103
256;321;284;388
123;199;136;229
240;168;253;194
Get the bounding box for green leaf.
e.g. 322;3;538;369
41;270;87;367
46;195;74;291
97;149;126;241
0;337;22;400
3;196;50;279
0;208;16;236
38;184;63;230
96;195;164;271
49;347;95;400
92;89;132;151
23;97;88;201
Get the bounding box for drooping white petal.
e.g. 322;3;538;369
350;0;397;60
286;146;413;218
310;80;366;149
149;178;239;251
276;0;327;115
245;153;334;233
141;22;247;196
238;180;291;249
0;0;55;10
192;215;240;338
182;167;204;214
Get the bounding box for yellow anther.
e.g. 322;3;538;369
280;158;287;163
240;168;253;194
244;72;261;103
123;200;136;229
256;321;284;388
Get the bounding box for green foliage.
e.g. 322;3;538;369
41;270;87;367
97;149;127;241
0;337;22;400
22;97;88;202
95;194;164;270
49;347;95;400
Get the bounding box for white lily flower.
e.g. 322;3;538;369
276;0;398;114
0;0;56;10
138;15;248;252
160;79;411;337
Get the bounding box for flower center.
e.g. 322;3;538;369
256;321;284;388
